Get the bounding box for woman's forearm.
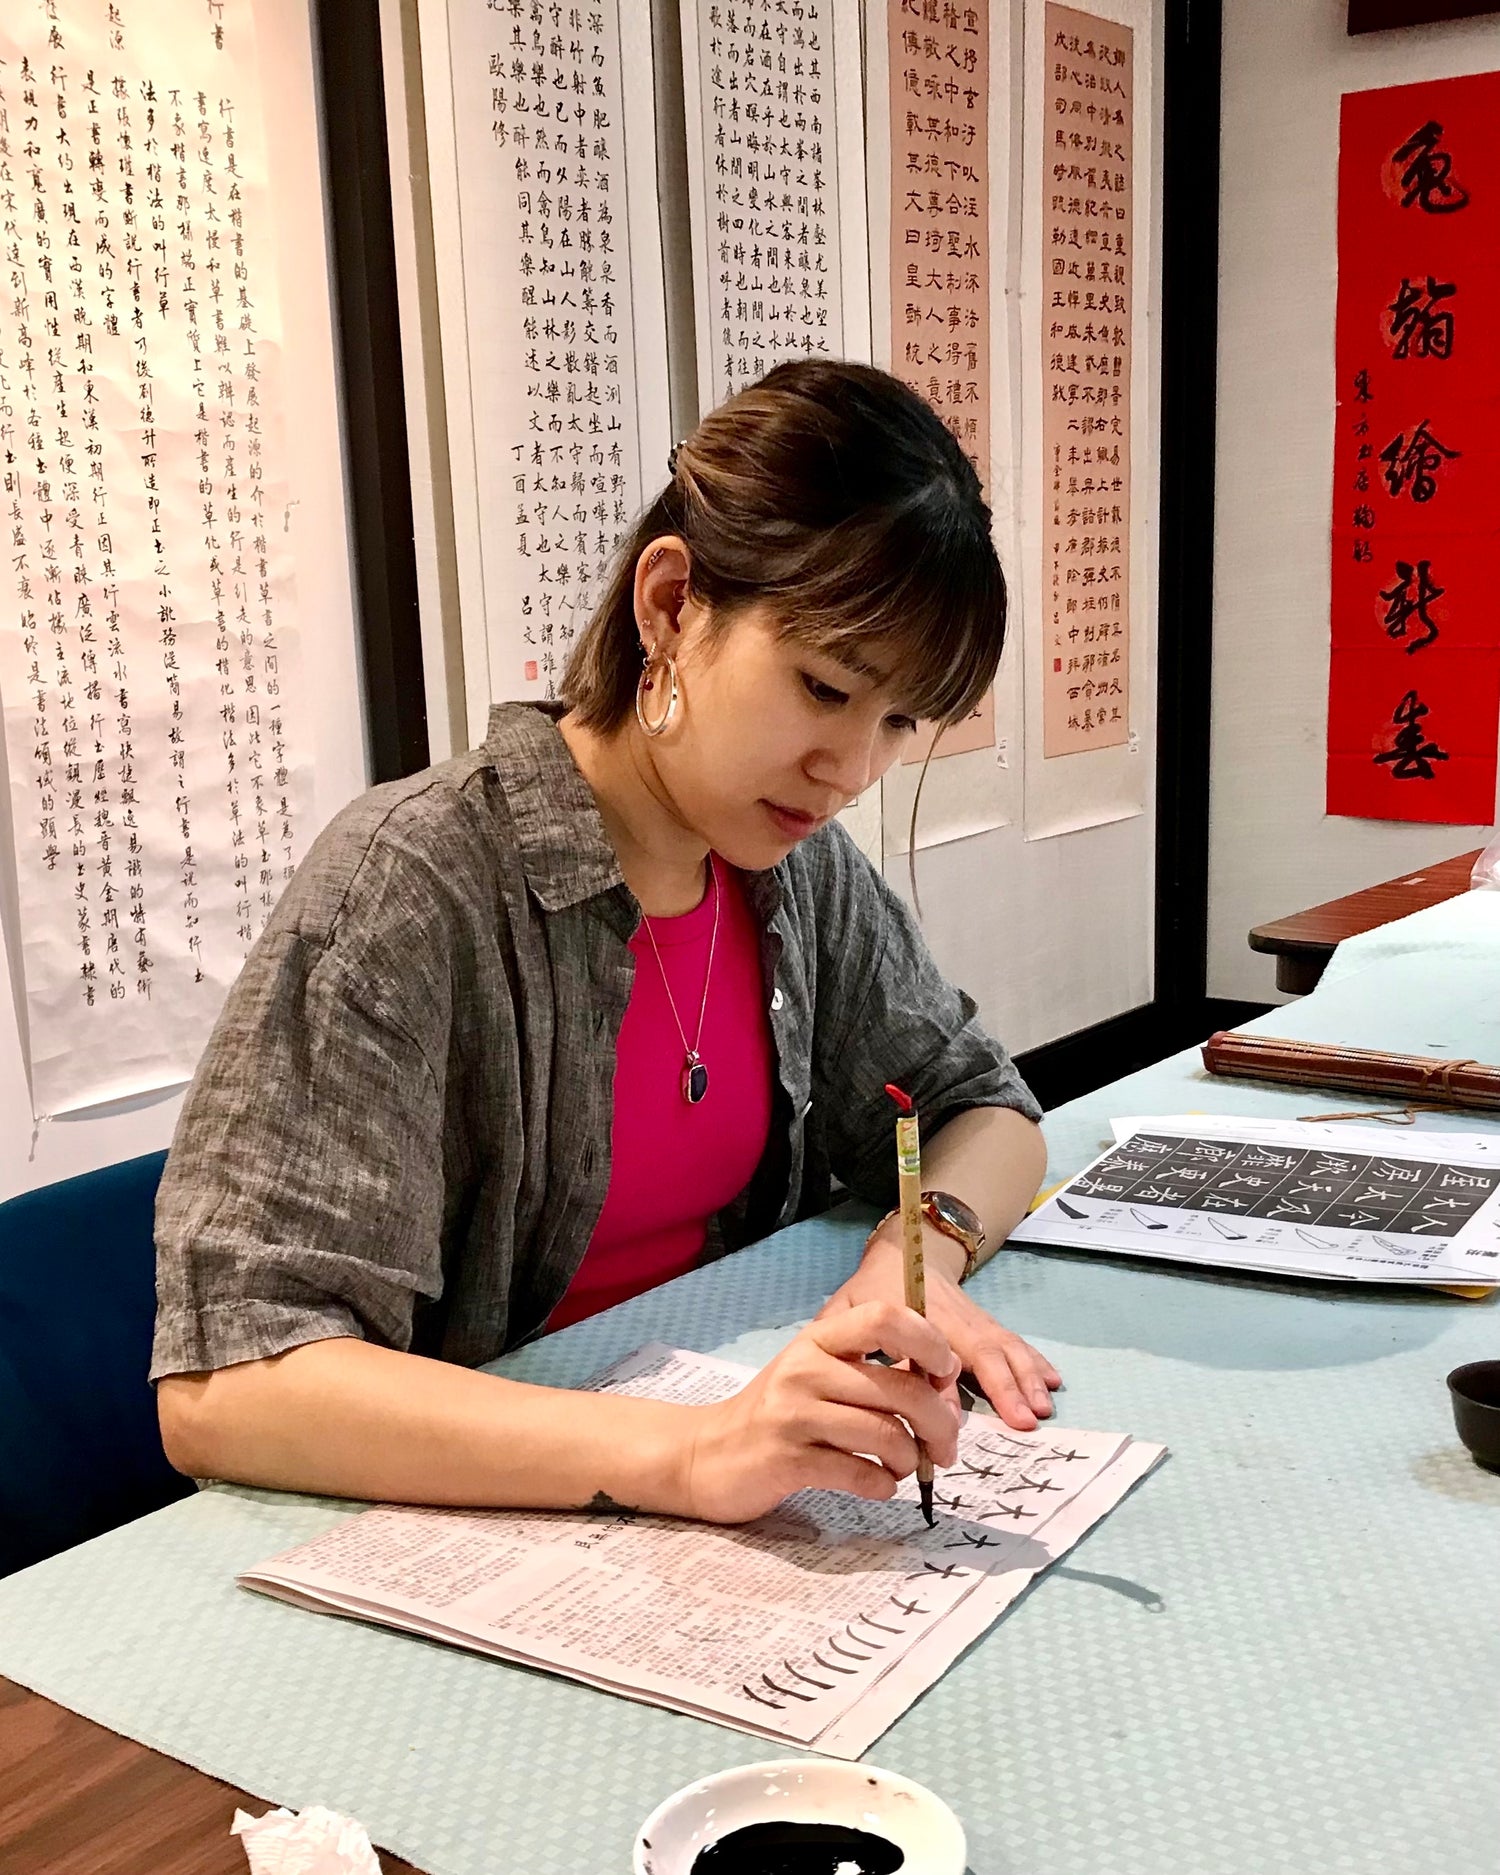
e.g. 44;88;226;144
157;1336;689;1513
918;1105;1048;1274
156;1109;1045;1510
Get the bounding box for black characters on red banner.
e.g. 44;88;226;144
1348;369;1375;557
1329;75;1500;822
1375;690;1450;780
1392;120;1469;215
1386;276;1455;359
1378;419;1459;502
1379;559;1443;654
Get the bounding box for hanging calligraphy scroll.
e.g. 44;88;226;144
883;0;992;525
678;0;881;864
1021;0;1149;841
867;0;1014;854
679;0;870;410
419;2;672;739
0;0;324;1114
887;0;997;780
1039;3;1131;758
1328;74;1500;826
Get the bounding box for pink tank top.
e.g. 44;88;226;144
546;860;774;1331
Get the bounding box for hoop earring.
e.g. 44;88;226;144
635;651;680;737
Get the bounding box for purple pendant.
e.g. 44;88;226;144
682;1055;709;1104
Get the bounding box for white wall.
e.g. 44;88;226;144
889;809;1155;1059
1209;0;1500;1004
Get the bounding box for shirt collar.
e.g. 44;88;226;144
482;699;789;927
484;702;625;912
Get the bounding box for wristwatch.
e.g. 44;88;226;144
869;1189;986;1281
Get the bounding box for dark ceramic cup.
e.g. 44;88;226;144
1447;1361;1500;1471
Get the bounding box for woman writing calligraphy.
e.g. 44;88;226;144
153;358;1056;1523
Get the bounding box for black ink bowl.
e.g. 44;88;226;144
633;1761;966;1875
1447;1361;1500;1471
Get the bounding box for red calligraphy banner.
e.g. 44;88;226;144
1328;73;1500;824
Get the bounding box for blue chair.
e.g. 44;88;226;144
0;1150;193;1577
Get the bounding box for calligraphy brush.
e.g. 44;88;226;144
885;1083;936;1526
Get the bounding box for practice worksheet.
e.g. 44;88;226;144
1014;1115;1500;1285
241;1345;1163;1757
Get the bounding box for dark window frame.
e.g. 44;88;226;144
313;0;429;782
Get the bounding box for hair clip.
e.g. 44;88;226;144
668;439;686;476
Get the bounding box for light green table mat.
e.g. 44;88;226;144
3;924;1499;1873
1046;887;1500;1189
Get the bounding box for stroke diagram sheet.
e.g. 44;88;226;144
1013;1115;1500;1286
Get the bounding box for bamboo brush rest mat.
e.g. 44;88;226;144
1202;1031;1500;1112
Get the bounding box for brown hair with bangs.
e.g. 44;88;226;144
561;357;1006;734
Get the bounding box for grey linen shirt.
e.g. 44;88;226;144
151;703;1041;1381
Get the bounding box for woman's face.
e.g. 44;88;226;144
645;599;920;870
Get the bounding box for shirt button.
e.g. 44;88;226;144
770;987;784;1011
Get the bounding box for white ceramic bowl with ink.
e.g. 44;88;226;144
632;1758;967;1875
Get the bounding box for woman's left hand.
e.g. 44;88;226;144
816;1227;1061;1431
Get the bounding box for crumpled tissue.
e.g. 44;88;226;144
231;1804;384;1874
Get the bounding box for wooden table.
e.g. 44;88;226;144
0;1677;422;1875
1247;848;1482;994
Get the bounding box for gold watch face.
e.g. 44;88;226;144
925;1190;984;1248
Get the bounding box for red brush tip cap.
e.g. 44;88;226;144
884;1083;913;1113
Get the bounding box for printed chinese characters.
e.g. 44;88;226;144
0;1;301;1031
887;0;988;475
703;0;841;401
1041;6;1133;756
486;3;633;695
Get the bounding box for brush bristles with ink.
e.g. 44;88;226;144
884;1082;936;1527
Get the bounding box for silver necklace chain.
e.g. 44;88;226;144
641;856;721;1093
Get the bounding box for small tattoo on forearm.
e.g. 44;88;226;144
577;1490;639;1515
